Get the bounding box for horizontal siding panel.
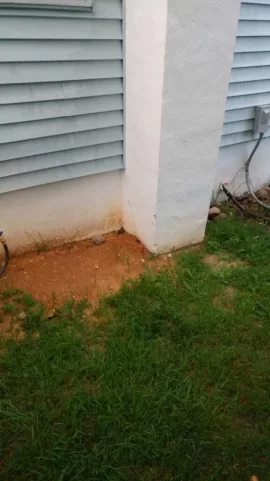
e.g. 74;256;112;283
234;51;270;66
0;0;122;19
242;0;270;4
231;65;270;82
220;1;270;147
228;79;270;97
238;20;270;36
0;156;124;194
0;79;123;105
0;17;122;40
0;111;123;144
0;126;123;162
235;37;270;53
0;95;123;125
240;2;270;19
222;119;253;135
0;141;123;177
226;91;270;109
0;0;124;191
0;40;122;62
224;107;255;122
220;130;270;147
0;60;123;84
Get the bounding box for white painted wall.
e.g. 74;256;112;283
155;0;241;252
0;0;243;255
215;139;270;199
124;0;241;253
123;0;168;251
1;171;122;253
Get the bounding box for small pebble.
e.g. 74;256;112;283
92;235;106;246
255;188;268;201
213;212;228;222
18;312;26;320
208;206;221;219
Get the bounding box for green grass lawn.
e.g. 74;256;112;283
1;218;270;481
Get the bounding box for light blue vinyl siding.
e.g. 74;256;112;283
221;1;270;147
0;0;124;193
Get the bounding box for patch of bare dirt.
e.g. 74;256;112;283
213;286;237;310
203;254;246;269
0;232;173;309
0;314;24;340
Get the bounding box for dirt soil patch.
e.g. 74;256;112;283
0;232;172;308
213;286;238;310
0;315;24;340
203;254;246;269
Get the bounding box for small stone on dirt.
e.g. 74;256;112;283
47;309;56;320
255;188;268;201
213;212;228;222
92;235;106;246
18;312;26;320
208;206;221;219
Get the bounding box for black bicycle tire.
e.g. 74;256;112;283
0;242;9;276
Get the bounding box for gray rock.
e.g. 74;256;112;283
92;235;106;246
255;188;268;201
208;206;221;219
18;311;26;320
214;212;228;222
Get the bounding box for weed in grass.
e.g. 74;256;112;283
12;295;22;303
20;292;36;310
58;298;90;321
2;302;17;314
0;218;270;481
1;288;23;300
21;303;46;334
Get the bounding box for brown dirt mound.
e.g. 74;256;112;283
0;232;172;308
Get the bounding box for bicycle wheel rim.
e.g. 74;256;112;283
0;241;9;276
